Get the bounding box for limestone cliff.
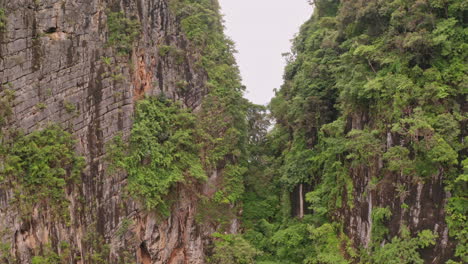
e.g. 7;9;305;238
0;0;232;263
264;0;466;263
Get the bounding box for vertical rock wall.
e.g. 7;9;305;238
340;114;454;263
0;0;213;263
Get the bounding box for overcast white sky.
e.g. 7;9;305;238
218;0;313;105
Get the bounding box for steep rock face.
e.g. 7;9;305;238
270;0;466;263
340;115;454;262
0;0;215;263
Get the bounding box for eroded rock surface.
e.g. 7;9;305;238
0;0;213;263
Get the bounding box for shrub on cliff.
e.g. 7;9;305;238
107;97;206;214
0;8;6;31
208;233;260;264
0;125;84;222
106;10;140;55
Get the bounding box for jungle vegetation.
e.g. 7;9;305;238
0;0;466;263
238;0;467;263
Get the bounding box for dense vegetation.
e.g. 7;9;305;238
208;233;260;264
237;0;467;263
107;97;206;214
0;0;466;263
107;0;250;226
106;10;140;55
2;81;84;224
169;0;249;213
0;125;84;222
2;0;251;261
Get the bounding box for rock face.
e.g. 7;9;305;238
274;0;465;263
340;114;454;262
0;0;214;263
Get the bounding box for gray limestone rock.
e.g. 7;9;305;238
0;0;214;263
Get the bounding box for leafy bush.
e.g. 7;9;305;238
445;158;468;263
372;227;437;264
0;8;6;31
106;11;140;55
31;242;72;264
370;207;392;245
212;164;246;204
306;223;349;264
246;0;466;262
169;0;249;207
270;221;312;262
108;97;206;213
208;233;260;264
0;239;15;263
0;87;15;128
158;45;185;64
1;125;84;220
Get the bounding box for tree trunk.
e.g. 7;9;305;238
299;183;304;219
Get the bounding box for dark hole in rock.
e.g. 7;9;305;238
139;242;152;264
44;27;57;34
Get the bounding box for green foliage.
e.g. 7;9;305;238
383;146;414;174
0;86;15;128
108;97;206;213
105;133;126;174
280;135;314;189
242;191;278;230
270;221;313;262
1;0;463;263
371;227;437;264
106;11;140;55
158;45;185;64
36;102;47;110
63;101;76;114
195;197;235;230
370;207;392;245
209;233;260;264
305;119;355;214
445;157;468;262
242;217;349;264
0;8;6;32
31;242;72;264
32;254;59;264
0;238;15;263
212;164;246;204
101;56;112;66
0;125;84;221
306;223;349;264
247;0;466;263
116;218;133;238
169;0;248;207
83;224;110;264
345;129;383;167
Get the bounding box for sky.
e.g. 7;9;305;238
218;0;314;105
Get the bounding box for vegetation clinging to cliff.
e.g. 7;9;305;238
169;0;249;207
0;0;465;262
208;233;260;264
106;10;140;55
107;97;206;214
0;126;84;222
446;157;468;263
106;0;249;219
0;86;14;129
240;0;467;263
0;8;6;31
